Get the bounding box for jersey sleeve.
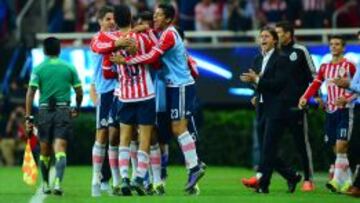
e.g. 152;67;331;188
102;54;118;79
90;32;117;54
343;62;357;101
302;64;325;100
188;55;199;79
125;30;176;65
29;67;40;87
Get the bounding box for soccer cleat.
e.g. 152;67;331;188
187;184;200;196
120;178;132;196
185;165;206;192
42;182;51;195
255;187;269;194
199;161;207;169
287;173;302;193
241;176;259;189
130;177;147;196
325;179;340;193
53;178;64;196
301;180;315;192
345;186;360;197
112;186;122;196
53;185;63;196
145;183;155;196
91;183;101;197
154;183;165;196
340;181;352;193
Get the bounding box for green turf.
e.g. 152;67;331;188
0;166;358;203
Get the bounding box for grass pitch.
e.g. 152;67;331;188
0;166;358;203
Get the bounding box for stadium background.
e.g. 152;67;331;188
0;0;360;173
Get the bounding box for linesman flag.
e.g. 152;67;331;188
22;139;38;185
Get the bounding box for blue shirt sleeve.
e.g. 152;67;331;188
350;66;360;93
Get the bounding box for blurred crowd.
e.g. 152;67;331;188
0;79;27;166
1;0;359;40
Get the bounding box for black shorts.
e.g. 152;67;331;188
325;108;353;146
118;98;156;125
36;107;72;143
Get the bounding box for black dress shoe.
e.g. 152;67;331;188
255;187;269;194
287;173;302;193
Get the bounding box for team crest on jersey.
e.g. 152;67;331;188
289;52;297;61
338;66;346;77
100;118;108;126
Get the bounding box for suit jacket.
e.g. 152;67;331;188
256;50;297;119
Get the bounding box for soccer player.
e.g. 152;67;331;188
89;5;124;197
25;37;83;195
111;4;206;193
102;5;159;196
299;35;356;193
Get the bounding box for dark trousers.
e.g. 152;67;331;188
256;105;313;182
258;116;297;189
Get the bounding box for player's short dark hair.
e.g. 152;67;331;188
158;3;175;21
329;35;346;46
114;5;132;28
96;5;114;20
43;37;60;56
275;21;294;38
137;11;153;22
260;26;279;43
357;30;360;36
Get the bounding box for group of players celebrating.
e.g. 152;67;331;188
89;4;204;197
88;2;359;198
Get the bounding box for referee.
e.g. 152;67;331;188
275;21;315;191
25;37;83;196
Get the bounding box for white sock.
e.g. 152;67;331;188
92;141;105;184
135;150;150;179
118;146;130;179
150;143;162;185
129;141;138;179
108;145;120;186
177;131;198;170
334;153;350;184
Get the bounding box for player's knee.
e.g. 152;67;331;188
96;128;108;144
336;140;348;153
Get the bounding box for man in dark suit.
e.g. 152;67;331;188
240;26;301;193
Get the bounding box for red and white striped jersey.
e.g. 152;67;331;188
102;31;155;102
90;31;118;54
302;58;356;112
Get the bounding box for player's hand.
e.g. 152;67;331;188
110;54;126;64
332;77;350;88
335;96;347;107
298;97;308;109
251;96;257;107
240;69;258;83
125;43;138;55
25;117;34;139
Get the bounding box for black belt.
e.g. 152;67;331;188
39;102;69;107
